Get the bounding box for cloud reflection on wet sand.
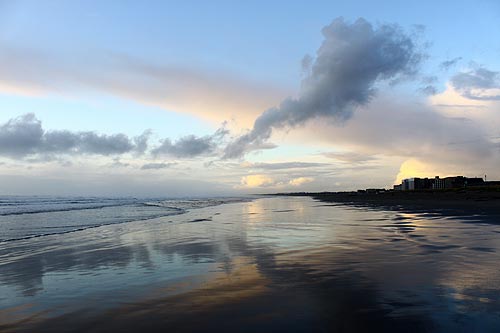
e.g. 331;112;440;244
2;197;500;332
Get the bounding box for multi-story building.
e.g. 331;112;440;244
432;176;445;190
395;176;485;191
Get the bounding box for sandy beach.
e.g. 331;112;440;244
2;196;500;332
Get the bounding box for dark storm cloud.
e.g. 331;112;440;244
451;67;500;100
223;18;424;159
440;57;462;71
141;162;176;170
152;127;228;158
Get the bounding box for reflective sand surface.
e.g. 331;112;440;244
1;196;500;332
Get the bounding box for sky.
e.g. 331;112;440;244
0;0;499;196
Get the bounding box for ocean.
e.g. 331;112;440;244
1;196;500;332
0;196;246;242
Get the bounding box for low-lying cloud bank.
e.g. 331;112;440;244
223;17;424;158
0;113;224;159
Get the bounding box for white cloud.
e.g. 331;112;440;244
289;177;314;186
239;174;276;188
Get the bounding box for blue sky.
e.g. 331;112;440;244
0;0;499;195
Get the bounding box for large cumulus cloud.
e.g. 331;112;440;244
223;18;424;158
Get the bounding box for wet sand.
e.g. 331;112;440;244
2;197;500;332
3;262;433;333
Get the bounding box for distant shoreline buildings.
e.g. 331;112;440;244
393;176;500;191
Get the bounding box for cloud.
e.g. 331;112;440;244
288;177;314;186
301;95;497;166
392;156;499;186
439;57;462;71
223;17;424;158
419;85;438;95
108;158;130;168
418;76;438;95
242;161;327;170
152;127;228;158
0;46;286;126
0;113;44;157
429;83;487;109
153;136;214;158
451;67;500;100
0;113;148;158
279;92;500;186
421;76;438;84
133;130;152;155
141;162;176;170
322;152;376;164
240;174;276;188
432;103;487;109
301;54;313;73
0;113;224;160
238;174;315;189
0;172;235;197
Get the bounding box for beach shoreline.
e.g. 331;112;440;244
273;187;500;216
